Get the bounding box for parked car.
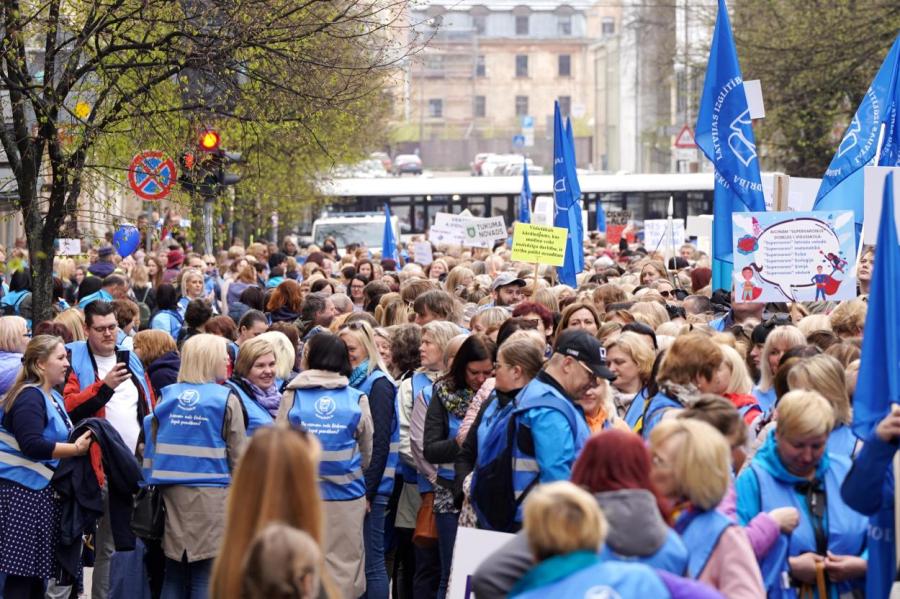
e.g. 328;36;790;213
393;154;423;176
470;152;493;176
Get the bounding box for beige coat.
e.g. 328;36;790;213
154;392;247;562
278;369;373;598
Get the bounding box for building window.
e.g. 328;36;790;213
558;96;571;118
558;54;571;77
475;55;486;77
515;95;529;117
473;14;486;35
428;99;443;118
602;17;615;36
515;15;529;35
424;54;444;78
474;95;486;118
558;15;572;36
515;55;528;77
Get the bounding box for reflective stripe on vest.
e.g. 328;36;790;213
412;372;435;494
288;385;366;501
149;383;231;487
357;369;400;496
225;379;274;437
510;378;589;518
141;414;154;483
0;386;72;490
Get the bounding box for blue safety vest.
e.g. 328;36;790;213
751;455;867;599
224;379;274;437
475;394;512;453
827;425;860;459
0;386;72;490
753;386;778;414
1;289;29;315
512;555;671;599
66;341;152;412
356;369;399;497
511;378;589;521
141;414;154;483
149;310;183;339
598;528;689;576
641;392;682;440
676;508;734;579
149;382;231;487
177;296;190;317
288;385;366;501
396;374;418;485
78;288;113;309
623;387;650;431
412;372;435;493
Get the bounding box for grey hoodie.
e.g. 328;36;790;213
471;488;671;598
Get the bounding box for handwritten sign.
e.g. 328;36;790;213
643;219;685;255
412;241;433;265
732;211;856;302
511;223;567;266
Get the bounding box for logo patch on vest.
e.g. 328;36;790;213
584;587;622;599
177;389;201;411
315;396;337;419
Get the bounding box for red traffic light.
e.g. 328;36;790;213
198;129;221;152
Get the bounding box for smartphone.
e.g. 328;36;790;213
116;350;130;365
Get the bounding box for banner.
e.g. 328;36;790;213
511;223;567;266
732;210;857;302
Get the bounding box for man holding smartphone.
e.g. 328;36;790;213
63;300;154;599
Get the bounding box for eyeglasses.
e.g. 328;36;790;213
90;324;118;334
205;262;216;267
574;359;602;388
658;290;673;298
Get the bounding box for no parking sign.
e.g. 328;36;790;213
128;151;177;201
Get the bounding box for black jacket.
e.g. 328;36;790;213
147;351;180;398
52;418;143;579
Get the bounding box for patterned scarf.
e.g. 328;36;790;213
242;378;281;417
434;379;475;419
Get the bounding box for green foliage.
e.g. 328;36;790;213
731;1;900;177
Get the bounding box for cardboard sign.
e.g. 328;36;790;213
447;527;515;599
510;223;568;266
57;239;82;255
412;241;433;265
643;219;685;255
732;210;856;302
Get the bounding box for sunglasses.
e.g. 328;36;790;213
658;289;674;298
574;359;602;388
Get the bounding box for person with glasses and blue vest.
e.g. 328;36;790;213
338;320;398;599
509;329;612;525
0;335;92;599
279;331;373;599
145;333;246;599
736;390;866;599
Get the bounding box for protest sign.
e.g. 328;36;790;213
429;224;465;245
412;241;433;265
510;223;567;266
434;212;507;248
863;166;900;244
531;196;554;226
56;239;82;255
732;210;856;302
447;527;515;599
603;210;634;244
643;219;685;255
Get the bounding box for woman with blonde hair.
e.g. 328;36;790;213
224;337;279;436
256;331;297;389
640;260;669;286
0;336;91;598
604;331;655;427
0;316;29;395
178;269;214;317
241;524;322;599
444;266;475;298
753;325;806;413
650;419;765;596
787;353;858;458
719;344;764;428
54;308;87;342
736;391;867;597
145;333;246;599
211;427;333;599
473;307;510;342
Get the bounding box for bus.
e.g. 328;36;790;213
316;172;714;235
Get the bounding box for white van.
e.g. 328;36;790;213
311;213;400;253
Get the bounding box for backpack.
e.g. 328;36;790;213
471;400;532;533
135;287;152;330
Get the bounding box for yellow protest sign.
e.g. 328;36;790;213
511;223;568;266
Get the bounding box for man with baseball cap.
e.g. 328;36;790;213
508;329;616;523
488;272;526;309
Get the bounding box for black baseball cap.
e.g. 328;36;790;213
555;329;617;381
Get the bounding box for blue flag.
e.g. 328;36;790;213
554;102;583;286
565;117;585;272
695;0;766;292
852;172;900;439
816;35;900;224
382;203;398;263
596;198;607;233
519;158;532;224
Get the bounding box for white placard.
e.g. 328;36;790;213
447;527;515;599
434;212;507;248
532;196;554;227
57;239;82;255
760;174;820;212
744;79;765;119
643;219;686;255
686;215;713;239
413;241;433;265
863;166;900;244
429;224;465;245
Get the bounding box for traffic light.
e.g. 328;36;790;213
198;129;221;152
179;130;242;196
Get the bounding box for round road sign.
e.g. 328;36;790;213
128;151;177;201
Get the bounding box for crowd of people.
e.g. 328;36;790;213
0;229;890;599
